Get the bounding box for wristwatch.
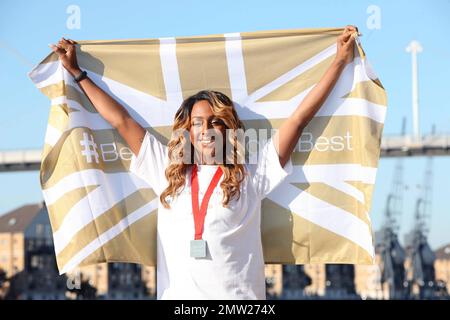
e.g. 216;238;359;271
74;70;88;82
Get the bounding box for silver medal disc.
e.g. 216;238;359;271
190;239;207;258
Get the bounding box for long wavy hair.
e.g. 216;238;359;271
160;90;246;209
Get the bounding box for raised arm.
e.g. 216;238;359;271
273;25;359;167
50;37;145;156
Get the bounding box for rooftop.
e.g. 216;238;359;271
0;202;44;233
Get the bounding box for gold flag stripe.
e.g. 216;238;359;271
39;81;64;99
41;144;52;164
47;105;69;132
243;32;337;96
240;27;343;39
39;81;97;113
74;212;157;270
346;181;376;214
56;188;156;269
291;183;371;225
41;128;125;189
307;212;373;264
41;52;59;64
176;36;232;100
47;185;100;231
342;80;387;106
261;198;373;264
246;116;384;168
257;55;336;102
77;44;167;100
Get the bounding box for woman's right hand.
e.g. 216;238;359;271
49;37;81;76
49;37;146;156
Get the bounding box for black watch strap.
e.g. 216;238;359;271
74;70;87;82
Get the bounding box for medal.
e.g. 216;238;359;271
190;239;207;258
190;165;223;259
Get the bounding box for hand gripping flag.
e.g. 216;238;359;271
29;28;387;274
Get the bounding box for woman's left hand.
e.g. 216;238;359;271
334;25;359;66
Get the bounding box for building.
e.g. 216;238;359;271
304;264;325;297
434;243;450;297
66;262;152;299
1;202;448;300
265;264;282;298
0;202;154;299
142;265;157;297
354;262;384;300
0;203;66;299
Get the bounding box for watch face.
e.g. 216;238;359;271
75;71;86;82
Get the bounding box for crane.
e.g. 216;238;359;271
404;126;436;299
376;119;407;299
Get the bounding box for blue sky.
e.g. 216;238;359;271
0;0;449;249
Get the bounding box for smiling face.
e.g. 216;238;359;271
189;100;226;164
162;90;246;209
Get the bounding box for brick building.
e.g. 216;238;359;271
0;202;155;299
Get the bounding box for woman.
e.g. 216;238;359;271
50;25;358;299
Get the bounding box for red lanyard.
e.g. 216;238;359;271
191;165;223;240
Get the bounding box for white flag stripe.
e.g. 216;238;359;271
224;33;249;103
315;99;386;123
325;180;365;204
240;97;386;124
247;44;337;104
32;58;384;131
268;183;374;257
28;59;62;86
243;56;385;123
362;59;379;81
287;164;378;185
51;95;69;106
59;198;159;274
286;164;378;205
44;124;63;147
29;60;79;90
50;171;152;254
68;99;114;130
43;169;109;205
159;37;184;104
32;61;174;126
57;81;385;132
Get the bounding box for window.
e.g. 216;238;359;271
36;224;44;236
31;256;39;268
27;240;34;251
35;239;43;247
45;225;52;237
45;237;53;246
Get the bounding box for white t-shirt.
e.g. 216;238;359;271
129;130;293;300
